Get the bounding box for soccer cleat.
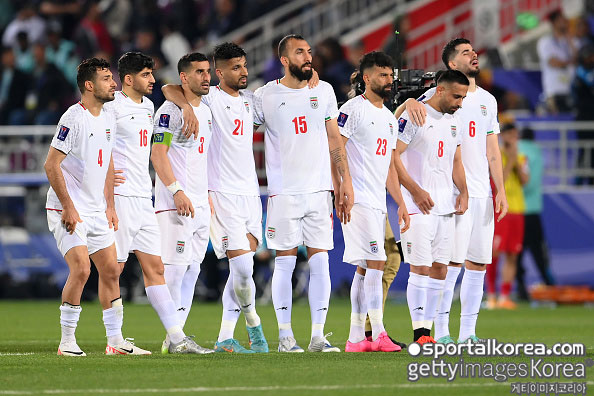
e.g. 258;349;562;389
308;332;341;352
247;324;269;353
214;338;256;354
458;335;484;344
436;335;456;344
370;331;401;352
345;339;372;352
278;336;304;353
497;298;517;310
57;341;86;357
485;295;497;310
367;334;407;349
169;336;214;354
106;338;151;355
415;335;437;345
161;338;170;355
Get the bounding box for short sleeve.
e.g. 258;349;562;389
487;96;500;136
153;102;182;145
253;87;265;126
397;111;417;145
337;99;361;138
417;87;436;102
324;83;339;121
51;113;80;155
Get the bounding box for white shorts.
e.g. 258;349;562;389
114;196;161;262
452;197;495;264
342;204;387;267
209;191;263;259
47;209;115;257
156;206;210;266
400;213;454;267
266;191;334;251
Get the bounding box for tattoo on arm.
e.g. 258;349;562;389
330;147;347;176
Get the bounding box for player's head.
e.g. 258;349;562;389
178;52;210;96
433;69;469;114
118;52;155;95
500;123;519;145
442;38;479;78
213;42;248;91
278;34;312;81
548;10;568;35
77;57;116;103
358;51;394;99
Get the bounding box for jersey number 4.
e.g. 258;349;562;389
376;138;387;156
98;149;103;167
292;116;307;134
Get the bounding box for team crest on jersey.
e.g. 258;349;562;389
244;101;250;112
106;128;111;141
222;236;229;250
480;105;487;116
310;97;318;109
370;241;378;254
176;240;185;254
267;227;276;239
407;242;412;254
389;123;394;135
159;114;170;128
148;113;152;121
451;125;457;137
57;125;70;141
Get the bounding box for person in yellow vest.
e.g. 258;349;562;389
487;123;530;309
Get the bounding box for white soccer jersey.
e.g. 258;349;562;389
419;86;499;198
398;103;462;215
202;85;259;196
153;100;212;212
103;91;154;199
46;102;116;215
338;94;396;212
253;79;339;195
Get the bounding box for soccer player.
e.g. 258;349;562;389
105;51;210;354
338;51;410;353
161;42;268;353
151;53;214;354
396;38;508;344
253;34;354;352
44;58;148;356
394;69;469;344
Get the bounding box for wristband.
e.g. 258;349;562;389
167;181;183;195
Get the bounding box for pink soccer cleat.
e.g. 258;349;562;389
345;339;372;352
370;331;402;352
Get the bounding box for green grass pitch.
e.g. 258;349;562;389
1;299;592;395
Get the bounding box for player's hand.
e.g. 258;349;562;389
412;187;434;214
61;206;83;235
495;191;508;222
455;192;469;215
405;98;427;126
105;206;119;231
173;190;195;218
181;105;199;140
336;179;354;224
208;195;214;216
397;205;410;233
114;169;126;187
308;68;320;89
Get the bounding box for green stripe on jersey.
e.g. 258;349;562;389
486;130;494;135
153;132;173;146
325;116;331;121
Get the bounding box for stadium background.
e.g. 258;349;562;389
0;0;593;304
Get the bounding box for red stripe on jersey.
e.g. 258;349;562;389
361;93;368;100
78;101;87;110
46;208;63;212
155;209;177;214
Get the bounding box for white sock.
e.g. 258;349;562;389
163;264;186;308
348;272;366;343
407;272;428;330
308;252;331;339
179;263;200;328
218;274;240;342
364;268;386;340
59;303;81;344
103;298;124;346
145;284;185;344
230;252;260;328
424;278;445;330
272;255;296;338
434;266;461;340
459;269;486;341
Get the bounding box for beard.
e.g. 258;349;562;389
228;78;248;91
288;61;313;81
133;81;153;96
95;90;115;103
371;82;392;99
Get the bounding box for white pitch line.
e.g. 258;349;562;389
0;353;34;356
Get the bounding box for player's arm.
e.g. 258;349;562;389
486;134;508;221
326;118;354;224
394;98;426;126
104;154;118;231
161;84;198;139
393;139;434;214
452;145;468;215
150;132;195;218
44;147;82;235
386;150;410;232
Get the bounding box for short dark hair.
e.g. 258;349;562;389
547;9;563;23
359;51;394;75
441;38;471;69
436;69;470;86
117;52;154;82
177;52;209;74
77;57;111;93
213;42;246;64
278;34;307;57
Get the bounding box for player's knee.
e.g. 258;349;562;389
98;263;120;283
71;265;91;285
